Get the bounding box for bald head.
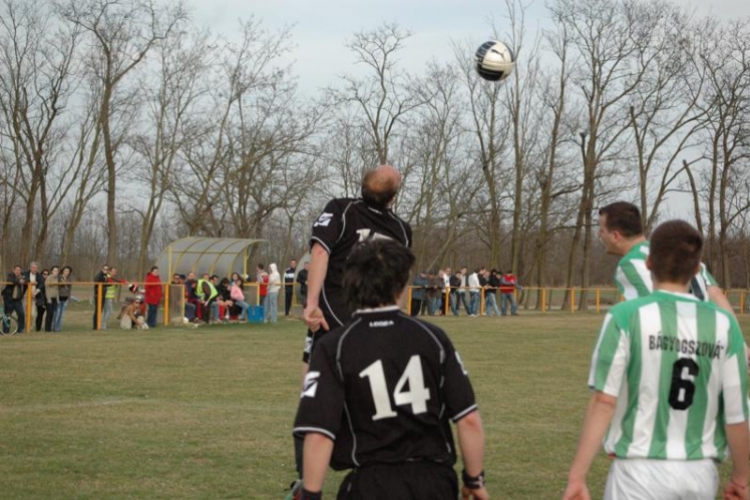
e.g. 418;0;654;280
361;165;401;208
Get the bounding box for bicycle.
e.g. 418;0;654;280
0;308;19;335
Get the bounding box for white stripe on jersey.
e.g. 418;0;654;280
606;380;629;453
588;314;614;389
602;332;629;397
718;312;745;424
629;302;662;457
616;258;653;300
665;301;698;459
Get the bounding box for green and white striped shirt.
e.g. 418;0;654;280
614;241;651;300
589;290;748;460
615;242;719;302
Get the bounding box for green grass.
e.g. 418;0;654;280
2;306;749;499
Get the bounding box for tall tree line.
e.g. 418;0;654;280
0;0;748;297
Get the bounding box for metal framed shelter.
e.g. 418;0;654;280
156;237;267;279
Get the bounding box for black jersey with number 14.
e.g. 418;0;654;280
293;307;477;470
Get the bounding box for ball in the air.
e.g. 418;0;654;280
475;40;515;81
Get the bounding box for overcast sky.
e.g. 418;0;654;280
193;0;750;94
190;0;750;219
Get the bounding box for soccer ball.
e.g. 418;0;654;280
475;40;515;81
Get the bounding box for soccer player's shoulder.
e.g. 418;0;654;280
315;316;365;350
396;312;452;344
608;294;656;320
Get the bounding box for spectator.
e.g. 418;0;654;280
256;264;268;308
426;271;442;316
209;275;223;321
266;263;281;323
144;266;163;328
23;262;41;324
229;278;250;321
499;269;522;316
2;265;26;333
296;262;309;308
196;274;219;323
52;266;72;332
484;269;501;316
410;271;428;316
442;267;452;315
182;278;198;322
467;268;481;317
44;266;60;332
34;268;49;331
120;296;148;330
101;266;120;330
92;264;109;329
284;259;297;316
449;270;462;316
217;277;233;321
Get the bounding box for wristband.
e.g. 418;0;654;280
462;469;485;490
299;488;322;500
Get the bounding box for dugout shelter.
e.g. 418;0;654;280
156;237;267;279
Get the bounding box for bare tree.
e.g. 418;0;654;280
331;23;423;166
696;19;750;286
551;0;666;309
400;61;480;268
456;38;513;264
628;4;709;231
128;25;208;275
0;0;81;263
58;0;187;264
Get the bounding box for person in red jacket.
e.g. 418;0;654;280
499;269;522;316
144;266;163;328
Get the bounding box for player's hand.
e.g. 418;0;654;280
562;479;590;500
304;304;328;333
725;478;749;500
461;485;489;500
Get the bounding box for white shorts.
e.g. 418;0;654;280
605;458;718;500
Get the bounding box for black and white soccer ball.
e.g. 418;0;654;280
475;40;515;82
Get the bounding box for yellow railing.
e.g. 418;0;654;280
404;286;750;316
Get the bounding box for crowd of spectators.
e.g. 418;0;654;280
3;258;523;334
2;261;74;333
410;266;522;317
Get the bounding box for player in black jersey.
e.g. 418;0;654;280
302;164;412;346
293;240;488;500
287;165;412;497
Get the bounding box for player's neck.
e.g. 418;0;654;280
618;235;647;256
654;281;690;294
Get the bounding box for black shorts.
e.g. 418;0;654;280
337;462;458;500
301;291;350;363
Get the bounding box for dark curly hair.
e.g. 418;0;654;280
343;239;415;311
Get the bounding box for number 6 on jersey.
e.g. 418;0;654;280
359;355;431;421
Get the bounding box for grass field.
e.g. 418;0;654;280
2;306;749;499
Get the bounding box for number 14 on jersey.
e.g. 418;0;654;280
359;355;431;421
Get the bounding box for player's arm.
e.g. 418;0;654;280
303;243;330;332
563;391;617;500
724;422;750;500
302;432;334;496
721;319;750;500
456;411;489;500
708;285;736;319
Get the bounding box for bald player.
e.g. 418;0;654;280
287;165;412;497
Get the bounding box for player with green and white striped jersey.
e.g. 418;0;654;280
591;292;747;460
598;202;735;317
564;220;749;500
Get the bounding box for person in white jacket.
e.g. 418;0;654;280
266;263;281;323
467;270;481;316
